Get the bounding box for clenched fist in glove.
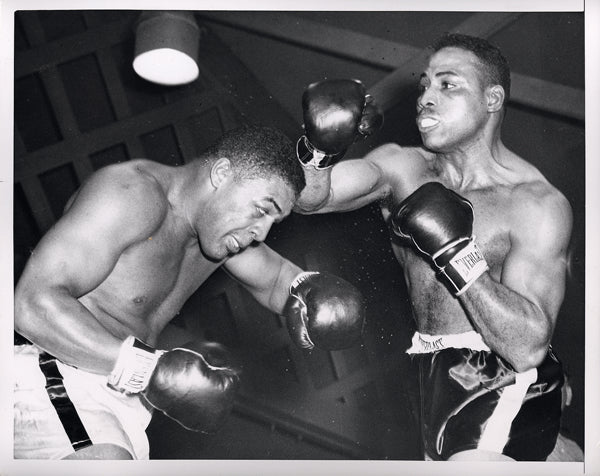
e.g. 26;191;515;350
108;337;241;432
286;271;366;350
297;79;383;170
392;182;489;295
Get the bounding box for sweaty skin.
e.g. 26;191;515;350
294;47;572;375
15;158;301;375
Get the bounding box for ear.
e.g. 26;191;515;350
210;158;232;189
486;85;505;113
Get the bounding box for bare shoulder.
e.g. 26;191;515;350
65;160;170;235
510;179;573;246
364;143;431;187
512;179;571;217
91;159;166;189
365;143;427;166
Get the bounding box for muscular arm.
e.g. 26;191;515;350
14;166;166;374
460;190;572;372
225;243;365;351
223;243;302;314
293;143;400;214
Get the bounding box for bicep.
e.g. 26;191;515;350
501;195;572;321
320;145;397;213
20;215;124;298
18;170;164;298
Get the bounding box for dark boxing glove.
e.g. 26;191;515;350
297;79;383;170
392;182;489;295
108;336;241;433
287;271;366;350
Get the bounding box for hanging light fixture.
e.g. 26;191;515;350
133;11;200;86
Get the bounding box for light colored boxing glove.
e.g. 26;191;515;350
392;182;489;295
108;336;241;433
297;79;383;170
286;271;366;350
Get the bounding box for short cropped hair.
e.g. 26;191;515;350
203;125;306;197
431;33;511;107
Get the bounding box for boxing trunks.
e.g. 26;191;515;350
14;333;152;459
407;331;563;461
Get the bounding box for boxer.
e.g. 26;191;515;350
293;33;571;461
15;125;365;459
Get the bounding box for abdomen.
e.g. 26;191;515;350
392;241;474;335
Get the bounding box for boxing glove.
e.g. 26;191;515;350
287;271;366;350
108;336;241;433
392;182;489;295
297;79;383;170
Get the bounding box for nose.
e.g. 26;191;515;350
250;217;274;243
417;88;436;111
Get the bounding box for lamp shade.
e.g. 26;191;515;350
133;11;200;86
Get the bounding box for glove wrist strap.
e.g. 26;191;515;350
287;272;318;349
108;336;164;393
440;238;489;295
290;271;321;294
296;136;345;170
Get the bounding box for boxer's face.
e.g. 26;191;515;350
416;46;490;152
199;170;295;261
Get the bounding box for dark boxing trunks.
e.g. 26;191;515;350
410;333;563;461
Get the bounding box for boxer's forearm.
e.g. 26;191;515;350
231;254;303;316
459;274;554;372
15;286;122;374
293;167;333;213
266;263;305;316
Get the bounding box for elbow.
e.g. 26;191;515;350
14;292;37;337
294;184;332;215
293;199;326;215
508;337;551;373
528;344;551;370
510;348;546;373
509;315;554;372
14;287;52;340
292;203;314;215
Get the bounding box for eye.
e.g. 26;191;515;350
255;206;267;217
442;81;456;90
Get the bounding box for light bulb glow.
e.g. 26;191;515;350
133;48;199;86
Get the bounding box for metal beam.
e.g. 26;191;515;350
197;11;415;70
200;11;584;121
510;72;584;121
14;16;136;79
369;12;525;110
14;90;224;182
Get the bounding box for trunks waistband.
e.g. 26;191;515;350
406;330;491;354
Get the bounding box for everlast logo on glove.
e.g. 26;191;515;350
442;239;489;295
392;182;489;296
108;336;241;433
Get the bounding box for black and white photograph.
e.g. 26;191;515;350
1;0;598;474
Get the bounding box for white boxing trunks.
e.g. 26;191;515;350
14;343;153;459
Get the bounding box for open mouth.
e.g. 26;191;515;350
226;235;241;253
417;116;440;131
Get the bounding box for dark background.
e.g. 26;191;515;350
12;10;584;459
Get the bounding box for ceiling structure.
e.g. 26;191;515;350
8;7;587;459
197;11;584;125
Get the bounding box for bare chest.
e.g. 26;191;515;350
388;188;514;332
80;219;220;339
